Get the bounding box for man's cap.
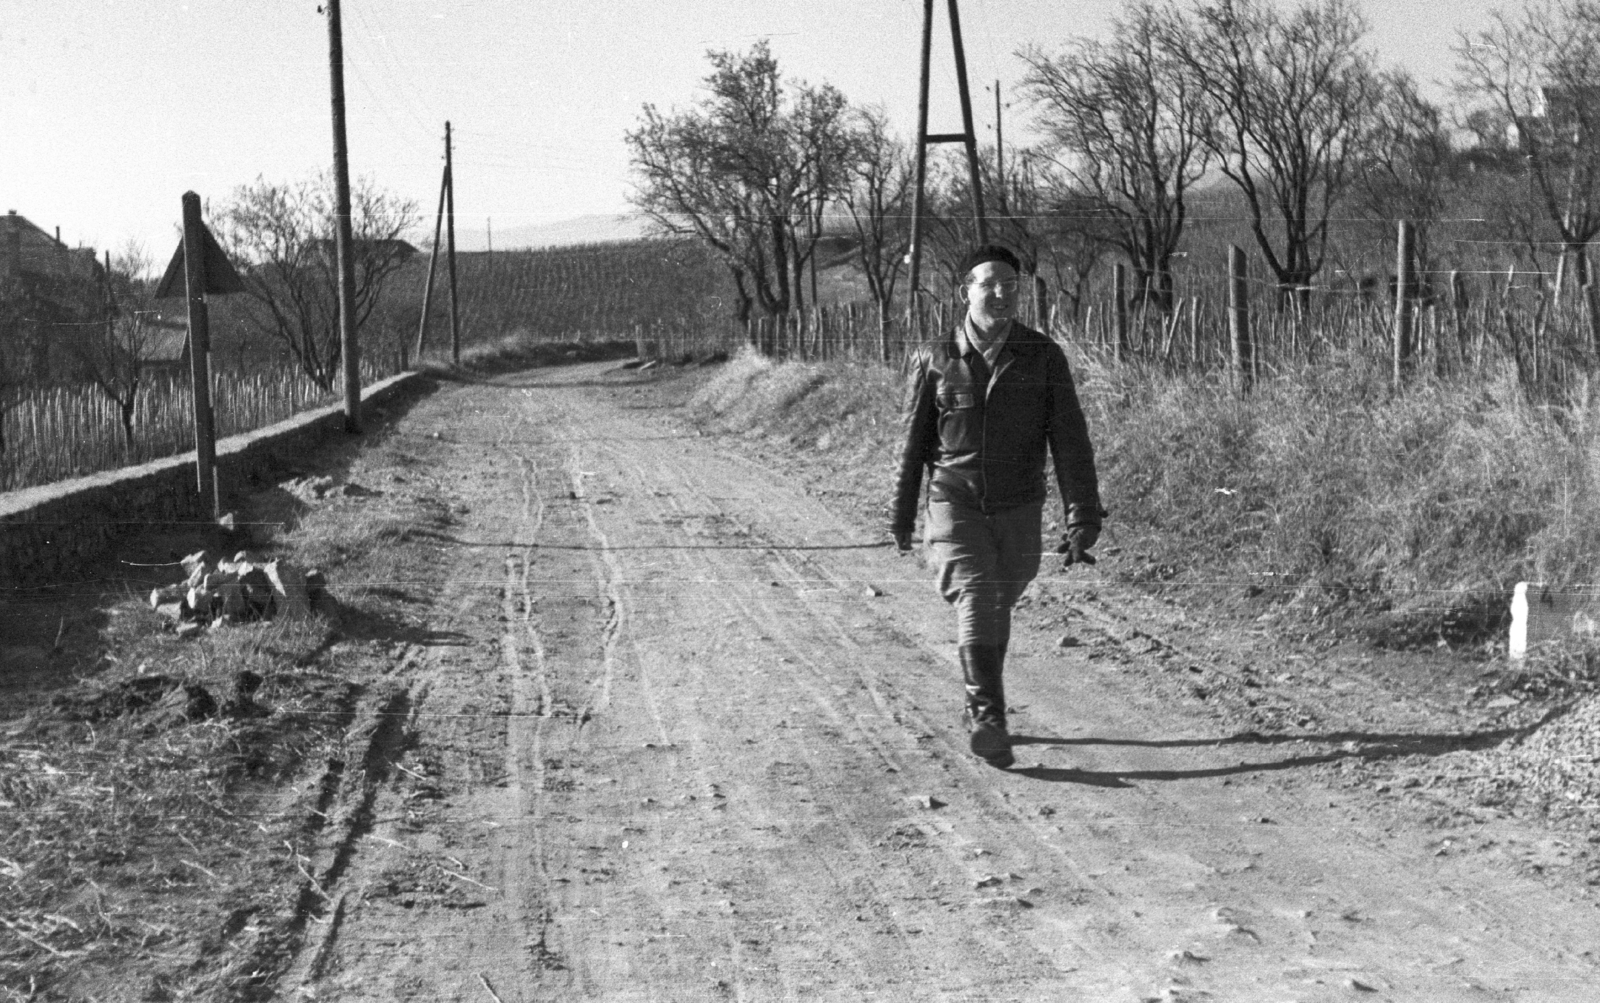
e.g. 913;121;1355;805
958;243;1020;280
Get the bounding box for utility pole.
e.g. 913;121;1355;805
181;192;218;517
414;147;449;360
325;0;361;433
906;0;989;346
446;120;460;365
994;79;1004;208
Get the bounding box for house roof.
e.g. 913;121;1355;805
139;327;189;365
2;210;100;283
119;317;189;364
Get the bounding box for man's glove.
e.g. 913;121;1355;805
891;527;914;553
1058;505;1107;567
1054;531;1097;566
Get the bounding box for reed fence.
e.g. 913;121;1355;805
0;348;407;492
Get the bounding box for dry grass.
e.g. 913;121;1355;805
419;332;640;380
0;609;351;1000
0;390;462;999
691;345;1600;645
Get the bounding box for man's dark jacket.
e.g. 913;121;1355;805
892;322;1101;534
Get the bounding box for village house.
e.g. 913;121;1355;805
1;209;105;386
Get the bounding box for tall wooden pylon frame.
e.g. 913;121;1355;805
905;0;989;349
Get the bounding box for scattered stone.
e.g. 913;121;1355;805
148;554;327;629
264;560;313;619
1168;949;1209;965
217;582;250;620
865;585;884;597
1038;806;1057;817
970;896;1032;910
304;568;329;605
1056;634;1081;648
1347;978;1378;992
913;795;946;810
240;566;276;613
974;875;1004;888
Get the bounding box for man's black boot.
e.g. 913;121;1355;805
960;644;1014;769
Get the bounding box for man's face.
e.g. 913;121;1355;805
962;260;1018;328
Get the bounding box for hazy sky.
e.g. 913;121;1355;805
1;0;1502;260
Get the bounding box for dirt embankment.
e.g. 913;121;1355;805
3;356;1600;1002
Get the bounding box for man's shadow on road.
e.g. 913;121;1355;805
1004;718;1553;788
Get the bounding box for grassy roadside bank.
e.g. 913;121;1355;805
688;346;1600;648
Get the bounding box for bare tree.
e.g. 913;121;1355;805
841;106;914;353
1456;0;1600;304
626;41;855;332
213;172;417;389
1021;1;1212;313
69;241;155;449
789;82;854;314
1164;0;1381;306
1353;72;1458;283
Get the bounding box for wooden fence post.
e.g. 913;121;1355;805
1393;220;1414;389
1113;263;1128;362
1584;258;1600;358
1229;246;1251;392
1188;295;1200;367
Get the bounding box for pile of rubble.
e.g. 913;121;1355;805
150;550;329;635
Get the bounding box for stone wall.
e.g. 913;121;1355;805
1;372;425;591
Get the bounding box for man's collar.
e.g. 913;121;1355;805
961;314;1012;355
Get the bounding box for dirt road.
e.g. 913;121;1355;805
276;361;1600;1002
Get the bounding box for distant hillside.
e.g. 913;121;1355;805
449;212;653;252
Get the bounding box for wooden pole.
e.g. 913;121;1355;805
180;192;217;518
1188;294;1199;367
905;0;936;355
414;157;449;360
1584;256;1600;358
1113;262;1128;362
993;79;1004;208
325;0;361;434
1393;220;1414;390
445;121;461;365
947;0;987;242
1229;245;1251;393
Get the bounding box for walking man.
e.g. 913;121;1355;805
891;244;1104;769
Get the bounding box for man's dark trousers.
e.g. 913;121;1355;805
926;498;1042;735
